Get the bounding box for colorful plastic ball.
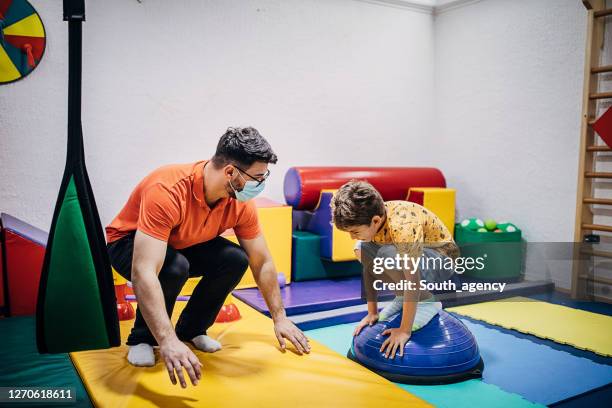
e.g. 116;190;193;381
494;229;503;233
460;218;485;231
497;222;518;233
484;219;497;231
477;228;488;232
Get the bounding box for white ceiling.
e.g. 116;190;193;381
359;0;482;14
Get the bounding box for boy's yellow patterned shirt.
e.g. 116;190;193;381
372;201;459;259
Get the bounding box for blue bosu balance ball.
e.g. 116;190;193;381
348;310;484;384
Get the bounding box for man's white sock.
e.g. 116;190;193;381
127;343;155;367
191;335;222;353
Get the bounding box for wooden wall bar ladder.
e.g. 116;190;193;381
573;0;610;300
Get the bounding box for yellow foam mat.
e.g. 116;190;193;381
448;296;612;357
71;298;431;408
179;277;199;297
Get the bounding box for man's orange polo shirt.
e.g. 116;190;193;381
105;160;260;249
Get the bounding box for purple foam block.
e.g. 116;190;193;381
125;295;190;301
233;277;392;316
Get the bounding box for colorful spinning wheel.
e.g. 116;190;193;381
0;0;46;85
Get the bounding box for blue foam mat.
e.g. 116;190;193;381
306;316;612;406
551;383;612;407
461;317;612;405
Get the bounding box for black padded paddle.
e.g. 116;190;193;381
36;0;120;353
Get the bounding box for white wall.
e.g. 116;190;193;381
0;0;591;286
0;0;435;231
433;0;587;289
433;0;586;242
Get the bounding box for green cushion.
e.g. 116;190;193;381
41;177;111;352
0;316;92;407
292;231;361;281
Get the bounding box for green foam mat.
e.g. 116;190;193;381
0;316;92;407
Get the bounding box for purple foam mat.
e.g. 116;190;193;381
232;277;393;316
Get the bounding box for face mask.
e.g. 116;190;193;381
229;172;266;202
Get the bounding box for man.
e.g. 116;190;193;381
105;127;310;388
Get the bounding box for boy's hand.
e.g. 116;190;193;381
353;313;379;336
380;328;410;358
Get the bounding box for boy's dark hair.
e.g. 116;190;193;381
331;180;385;229
211;127;278;168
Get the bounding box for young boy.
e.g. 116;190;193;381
331;180;459;359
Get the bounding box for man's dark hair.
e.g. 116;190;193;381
211;127;278;168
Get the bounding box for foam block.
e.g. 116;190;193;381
305;190;357;261
284;166;446;211
227;199;292;289
1;213;47;316
0;224;5;312
179;198;292;294
292;231;361;281
407;188;456;235
292;231;326;280
233;276;368;316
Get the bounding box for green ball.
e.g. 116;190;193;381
484;219;497;231
497;222;518;233
460;218;485;231
477;228;488;232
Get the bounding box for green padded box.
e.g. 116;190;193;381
292;231;361;281
454;224;524;281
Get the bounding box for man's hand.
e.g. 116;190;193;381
238;235;311;356
380;328;410;359
159;337;203;388
132;231;202;387
274;317;311;355
353;313;379;336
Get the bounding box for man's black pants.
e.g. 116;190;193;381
107;232;248;346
